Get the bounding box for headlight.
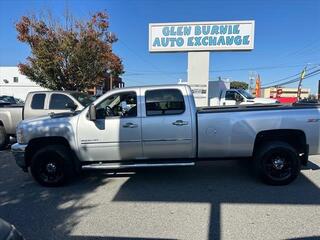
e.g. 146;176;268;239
16;126;26;144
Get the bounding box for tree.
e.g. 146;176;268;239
16;11;124;91
230;81;249;90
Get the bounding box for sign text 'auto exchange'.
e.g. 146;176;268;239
149;21;255;52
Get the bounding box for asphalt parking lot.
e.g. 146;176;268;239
1;149;320;240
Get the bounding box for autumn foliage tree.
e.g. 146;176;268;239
16;11;124;91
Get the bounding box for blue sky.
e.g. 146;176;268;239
0;0;319;91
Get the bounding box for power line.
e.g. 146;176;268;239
124;63;320;76
264;69;320;88
117;39;177;81
261;69;320;89
261;71;318;89
261;65;320;86
210;64;313;73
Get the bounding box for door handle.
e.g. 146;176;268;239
122;122;138;128
172;120;188;126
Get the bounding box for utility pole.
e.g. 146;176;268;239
318;80;320;100
249;71;256;94
297;67;306;100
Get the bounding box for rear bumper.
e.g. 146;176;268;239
11;143;28;172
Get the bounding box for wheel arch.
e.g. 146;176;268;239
253;129;308;165
25;136;81;172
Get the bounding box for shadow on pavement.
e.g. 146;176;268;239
68;237;175;240
112;160;320;240
1;151;320;240
302;161;320;170
288;237;320;240
0;151;108;240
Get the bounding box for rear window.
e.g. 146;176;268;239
145;89;185;116
49;94;74;110
31;94;46;109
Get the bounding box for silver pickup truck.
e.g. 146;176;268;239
11;84;320;187
0;91;95;148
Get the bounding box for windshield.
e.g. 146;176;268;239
0;96;16;104
70;92;96;107
237;89;255;99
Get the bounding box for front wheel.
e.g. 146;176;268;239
30;145;75;187
254;141;301;185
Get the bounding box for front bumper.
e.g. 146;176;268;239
11;143;28;172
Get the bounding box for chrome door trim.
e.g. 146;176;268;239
82;162;195;170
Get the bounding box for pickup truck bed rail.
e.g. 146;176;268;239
197;103;320;113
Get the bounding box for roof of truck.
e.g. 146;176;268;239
28;84;189;94
27;90;80;94
107;84;189;92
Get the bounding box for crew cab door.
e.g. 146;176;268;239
141;87;193;159
24;92;50;119
77;89;143;161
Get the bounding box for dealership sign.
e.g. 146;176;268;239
149;20;255;52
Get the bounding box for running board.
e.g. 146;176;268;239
81;161;195;170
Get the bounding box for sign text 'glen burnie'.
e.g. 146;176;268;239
152;24;250;48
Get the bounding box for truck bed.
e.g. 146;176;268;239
0;105;24;135
197;103;320;114
196;102;320;159
0;104;24;108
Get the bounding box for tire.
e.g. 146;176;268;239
0;126;9;150
30;145;75;187
254;141;301;185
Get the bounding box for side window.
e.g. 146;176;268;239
31;94;46;109
225;91;236;101
145;89;185;116
234;92;244;102
49;94;74;110
95;92;137;119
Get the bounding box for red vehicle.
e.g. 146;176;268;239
274;97;298;104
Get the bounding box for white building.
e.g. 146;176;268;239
0;66;47;101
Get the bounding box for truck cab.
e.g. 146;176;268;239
77;85;195;161
0;91;95;148
219;89;278;106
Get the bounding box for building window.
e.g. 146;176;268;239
13;77;18;83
